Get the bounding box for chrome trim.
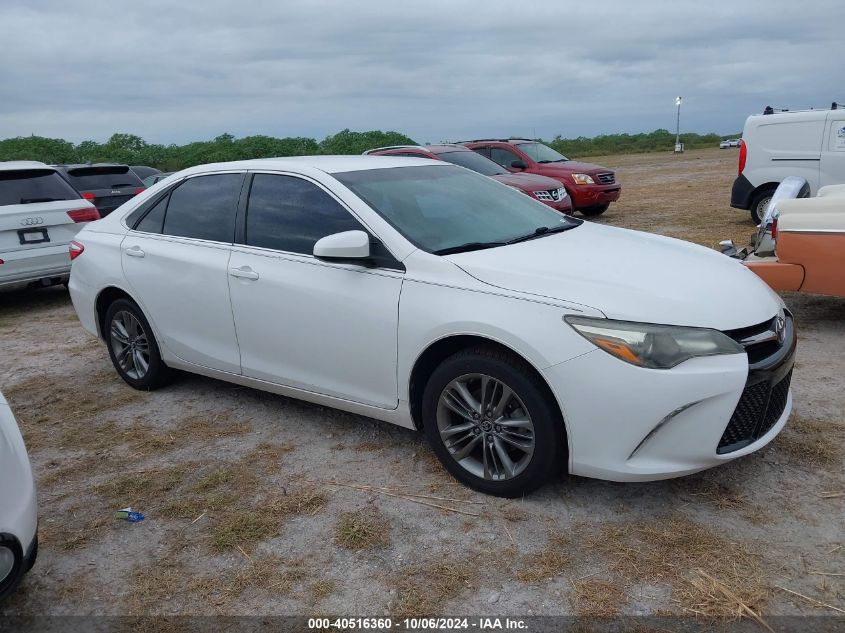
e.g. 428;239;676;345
627;400;702;460
778;228;845;235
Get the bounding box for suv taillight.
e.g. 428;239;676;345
69;241;84;260
134;187;145;195
81;191;96;201
738;139;747;175
67;208;101;223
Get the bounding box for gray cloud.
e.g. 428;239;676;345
1;0;841;143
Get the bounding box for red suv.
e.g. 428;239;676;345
461;140;620;216
363;144;572;213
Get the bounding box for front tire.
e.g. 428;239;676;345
104;298;171;390
579;203;609;217
421;346;565;497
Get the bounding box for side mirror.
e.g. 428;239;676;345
510;160;527;170
313;230;370;260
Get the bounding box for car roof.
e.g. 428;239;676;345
182;155;442;175
0;160;55;172
461;139;533;145
56;163;130;170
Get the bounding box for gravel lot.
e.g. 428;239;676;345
1;148;843;624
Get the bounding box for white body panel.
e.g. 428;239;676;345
0;391;38;563
69;156;790;482
741;108;845;196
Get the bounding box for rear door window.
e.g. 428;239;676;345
135;195;169;234
0;169;81;206
162;173;243;242
245;174;363;254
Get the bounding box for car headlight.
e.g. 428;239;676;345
564;316;744;369
571;173;595;185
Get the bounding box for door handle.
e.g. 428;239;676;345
229;266;259;280
125;245;145;258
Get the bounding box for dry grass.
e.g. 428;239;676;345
129;559;186;615
243;441;295;471
672;477;770;525
210;510;281;551
572;578;627;617
515;533;571;583
333;508;391;550
773;414;844;467
582;516;768;618
393;557;479;616
41;515;112;551
94;464;191;507
159;492;234;520
309;579;336;602
267;487;330;516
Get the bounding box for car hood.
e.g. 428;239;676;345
446;222;781;330
492;172;565;191
537;160;610;176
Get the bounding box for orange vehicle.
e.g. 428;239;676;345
741;185;845;297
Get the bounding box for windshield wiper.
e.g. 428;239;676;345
506;223;578;245
537;159;568;164
433;241;508;255
20;197;60;203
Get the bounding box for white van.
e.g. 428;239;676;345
731;104;845;222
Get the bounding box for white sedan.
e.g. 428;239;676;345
0;391;38;600
68;156;795;496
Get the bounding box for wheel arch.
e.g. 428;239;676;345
407;334;570;458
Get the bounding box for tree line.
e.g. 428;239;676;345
0;128;737;170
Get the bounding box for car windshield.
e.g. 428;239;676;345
0;169;80;206
515;142;569;163
436;150;507;177
334;165;580;254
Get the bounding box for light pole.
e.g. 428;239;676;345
674;96;683;153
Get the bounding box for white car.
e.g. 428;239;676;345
68;156;795;496
1;161;99;291
0;391;38;600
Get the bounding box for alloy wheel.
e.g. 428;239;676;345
109;310;151;380
436;373;535;481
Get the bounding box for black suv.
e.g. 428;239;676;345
55;164;145;217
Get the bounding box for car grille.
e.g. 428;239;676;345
535;187;567;202
717;370;792;454
596;172;615;184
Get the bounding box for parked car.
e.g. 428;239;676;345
142;172;174;188
720;139;740;149
1;161;99;291
363;144;571;213
55;164;145;217
461;139;621;216
0;390;38;601
727;183;845;298
69;156;794;497
130;166;161;182
731;103;845;223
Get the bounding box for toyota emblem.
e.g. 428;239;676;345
20;217;44;226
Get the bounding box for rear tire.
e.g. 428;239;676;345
104;298;171;391
579;203;609;217
421;345;565;497
749;188;775;224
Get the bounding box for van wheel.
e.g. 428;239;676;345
580;204;609;216
750;188;775;224
421;346;564;497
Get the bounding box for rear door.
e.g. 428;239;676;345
121;172;244;373
821;110;845;188
62;166;144;216
0;168;95;284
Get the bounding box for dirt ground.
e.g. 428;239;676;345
1;148;843;624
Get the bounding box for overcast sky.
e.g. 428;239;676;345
2;0;842;144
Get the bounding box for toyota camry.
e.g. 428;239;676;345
68;156;796;497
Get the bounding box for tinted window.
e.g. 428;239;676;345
163;174;242;242
514;142;569;163
437;150;506;176
246;174;363;254
63;166;144;190
135;195;168;234
0;169;80;206
490;147;520;167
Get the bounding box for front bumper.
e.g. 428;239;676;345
543;315;795;481
539;197;573;214
569;184;621;209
